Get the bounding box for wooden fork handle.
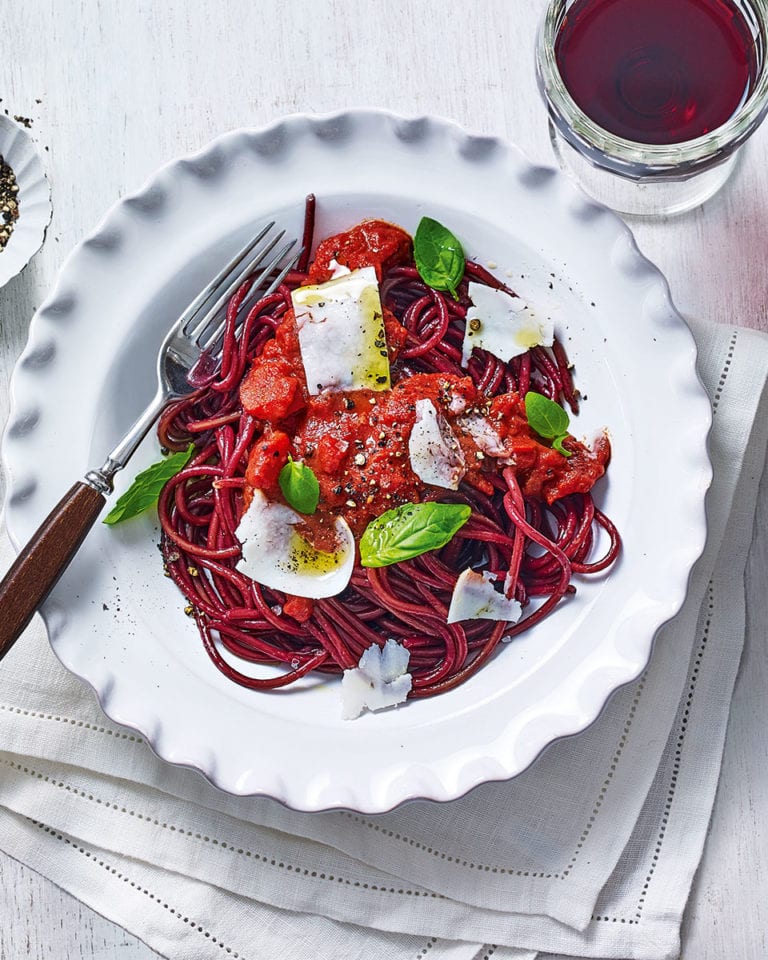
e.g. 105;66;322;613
0;482;105;661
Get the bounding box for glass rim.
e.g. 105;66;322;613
536;0;768;177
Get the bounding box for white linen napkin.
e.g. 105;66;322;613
0;318;765;960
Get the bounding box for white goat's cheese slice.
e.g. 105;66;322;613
456;414;507;457
291;266;391;395
341;638;413;720
408;399;466;490
462;282;554;367
235;490;354;599
447;569;523;624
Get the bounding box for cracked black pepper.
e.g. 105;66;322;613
0;156;20;252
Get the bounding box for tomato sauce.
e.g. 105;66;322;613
238;220;610;547
486;394;610;504
308;219;413;283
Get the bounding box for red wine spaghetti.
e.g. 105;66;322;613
157;197;620;703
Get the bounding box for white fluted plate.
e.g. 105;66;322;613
0;115;51;286
2;111;711;813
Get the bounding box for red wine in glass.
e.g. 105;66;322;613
554;0;760;145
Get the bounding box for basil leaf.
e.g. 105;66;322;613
414;217;465;300
103;443;195;525
525;392;573;459
279;457;320;514
360;501;472;568
525;391;567;435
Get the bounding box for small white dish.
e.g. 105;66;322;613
0;115;52;287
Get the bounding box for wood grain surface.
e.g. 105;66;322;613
0;482;105;660
1;0;766;957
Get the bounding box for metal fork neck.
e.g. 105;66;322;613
83;388;167;494
84;460;121;494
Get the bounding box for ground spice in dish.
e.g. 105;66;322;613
0;155;20;251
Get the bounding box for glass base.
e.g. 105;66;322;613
549;121;739;217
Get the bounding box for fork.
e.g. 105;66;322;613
0;223;300;660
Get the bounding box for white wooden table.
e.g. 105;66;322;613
1;1;766;956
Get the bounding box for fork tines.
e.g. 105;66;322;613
181;224;302;357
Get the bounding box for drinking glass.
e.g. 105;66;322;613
536;0;768;216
